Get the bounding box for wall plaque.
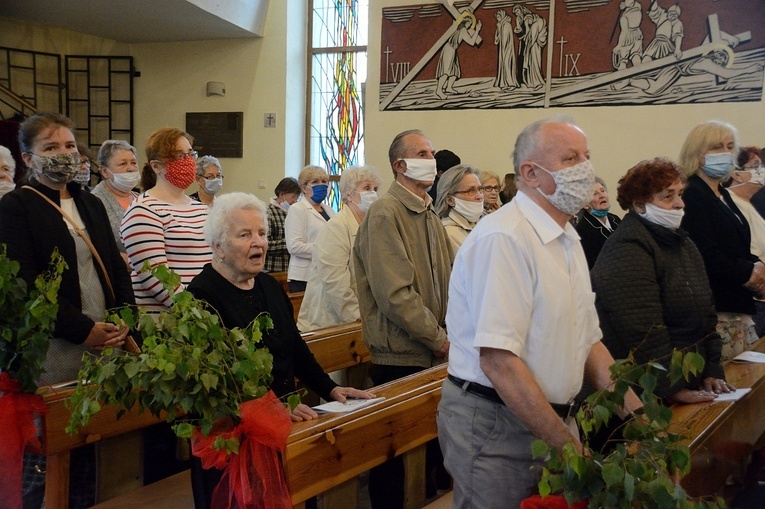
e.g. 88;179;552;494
185;112;243;158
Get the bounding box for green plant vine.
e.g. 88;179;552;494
0;245;66;393
65;264;280;453
532;348;727;508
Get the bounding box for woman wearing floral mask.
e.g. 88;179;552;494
298;166;381;331
189;155;223;206
591;158;732;407
0;113;135;508
120;127;213;316
284;165;335;292
576;176;622;269
679;121;763;360
92;140;141;269
723;147;765;338
435;165;484;253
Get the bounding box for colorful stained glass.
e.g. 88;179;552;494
310;0;368;211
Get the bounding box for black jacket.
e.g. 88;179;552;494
592;212;724;398
680;174;758;315
187;264;338;400
576;211;621;270
0;181;135;344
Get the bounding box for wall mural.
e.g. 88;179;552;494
379;0;765;110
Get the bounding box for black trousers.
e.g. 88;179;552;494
368;364;450;509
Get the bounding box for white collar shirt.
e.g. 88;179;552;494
446;190;602;404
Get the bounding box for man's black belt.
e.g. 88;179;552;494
447;374;580;419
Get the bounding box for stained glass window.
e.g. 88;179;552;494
309;0;368;212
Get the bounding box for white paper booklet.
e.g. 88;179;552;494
731;351;765;363
712;388;751;403
313;397;386;414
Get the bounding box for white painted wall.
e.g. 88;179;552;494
365;0;765;212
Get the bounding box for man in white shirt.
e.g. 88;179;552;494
437;116;642;508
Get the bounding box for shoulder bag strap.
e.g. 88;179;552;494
22;185;115;300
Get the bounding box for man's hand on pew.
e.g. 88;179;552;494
702;377;735;394
291;403;320;422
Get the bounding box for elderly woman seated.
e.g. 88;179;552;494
591;158;733;404
297;165;381;332
187;192;373;508
435;165;484;252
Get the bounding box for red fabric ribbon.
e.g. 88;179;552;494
191;390;293;509
0;372;48;509
521;495;588;509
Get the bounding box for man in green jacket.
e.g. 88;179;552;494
353;129;454;507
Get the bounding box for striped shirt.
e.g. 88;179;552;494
120;193;212;314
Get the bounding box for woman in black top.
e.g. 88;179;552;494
576;176;621;269
186;192;371;509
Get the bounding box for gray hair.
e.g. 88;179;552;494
298;165;328;187
512;115;577;172
339;165;382;203
594;176;607;192
435;164;481;217
204;192;267;248
388;129;425;164
477;169;500;186
0;145;16;175
97;140;137;168
196;155;222;177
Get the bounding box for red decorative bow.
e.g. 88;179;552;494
192;390;293;509
0;372;48;509
521;494;588;509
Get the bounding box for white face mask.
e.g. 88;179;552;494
639;202;685;230
203;177;223;195
452;196;484;223
401;158;437;183
0;181;16;197
279;200;291;212
534;159;596;216
736;166;765;187
110;170;141;192
355;190;379;213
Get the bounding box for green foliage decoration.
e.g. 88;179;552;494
65;264;277;453
0;245;66;393
532;348;727;508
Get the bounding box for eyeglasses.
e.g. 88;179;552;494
453;186;485;197
483;185;501;192
171;150;198;161
201;174;223;180
743;164;764;171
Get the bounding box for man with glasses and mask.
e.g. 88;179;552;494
353;129;454;508
437;117;642;508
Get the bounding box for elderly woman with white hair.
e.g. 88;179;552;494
435;164;484;252
92;140;141;267
189;155;223;206
186;192;373;508
576;176;622;269
297;166;381;331
0;145;16;198
284;165;335;292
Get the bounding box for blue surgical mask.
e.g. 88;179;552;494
590;208;609;218
310;183;328;204
701;152;735;179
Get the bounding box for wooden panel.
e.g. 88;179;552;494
288;291;303;322
669;338;765;497
303;323;370;373
269;271;289;293
284;364;447;504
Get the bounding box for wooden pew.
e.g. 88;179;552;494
268;270;290;294
285;363;448;508
40;322;371;508
669;338;765;498
301;322;369;374
288;291;303;322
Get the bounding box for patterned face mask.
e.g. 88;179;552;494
163;155;198;190
33;152;82;184
533;159;596;216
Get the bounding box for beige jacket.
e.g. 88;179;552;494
353;181;454;368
